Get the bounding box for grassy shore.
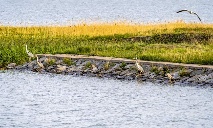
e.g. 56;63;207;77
0;21;213;68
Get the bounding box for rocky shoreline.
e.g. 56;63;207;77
8;54;213;87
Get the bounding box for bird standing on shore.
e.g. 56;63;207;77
135;56;144;74
36;55;44;69
176;10;202;22
25;44;35;61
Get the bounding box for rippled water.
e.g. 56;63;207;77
0;0;213;26
0;70;213;127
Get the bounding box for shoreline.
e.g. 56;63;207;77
8;54;213;87
1;22;213;68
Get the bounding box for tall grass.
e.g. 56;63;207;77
1;21;213;68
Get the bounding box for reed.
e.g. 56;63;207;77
1;21;213;68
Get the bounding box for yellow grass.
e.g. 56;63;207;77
2;21;213;37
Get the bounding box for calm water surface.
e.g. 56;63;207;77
0;70;213;127
0;0;213;26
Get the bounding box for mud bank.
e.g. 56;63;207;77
11;54;213;86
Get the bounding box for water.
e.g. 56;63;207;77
0;70;213;127
0;0;213;26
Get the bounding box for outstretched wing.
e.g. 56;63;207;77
176;10;189;13
194;13;202;22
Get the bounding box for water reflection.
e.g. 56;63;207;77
0;70;213;127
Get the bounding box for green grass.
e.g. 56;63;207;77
1;22;213;68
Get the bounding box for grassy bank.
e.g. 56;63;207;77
1;21;213;68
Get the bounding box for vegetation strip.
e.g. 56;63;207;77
1;21;213;69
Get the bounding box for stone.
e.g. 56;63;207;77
47;66;54;70
56;65;67;72
206;79;213;84
186;77;196;83
116;75;124;79
190;70;203;77
172;72;180;80
92;64;98;73
149;73;156;79
6;63;16;69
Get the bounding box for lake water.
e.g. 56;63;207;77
0;0;213;26
0;70;213;127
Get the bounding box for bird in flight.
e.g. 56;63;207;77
176;10;202;22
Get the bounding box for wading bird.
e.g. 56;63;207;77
135;56;144;74
25;44;35;61
176;10;202;22
36;55;44;69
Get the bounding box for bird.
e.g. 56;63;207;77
25;44;35;61
135;56;144;74
36;55;44;69
176;10;202;22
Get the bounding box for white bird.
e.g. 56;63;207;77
36;55;44;69
25;45;35;61
135;56;144;74
176;10;202;22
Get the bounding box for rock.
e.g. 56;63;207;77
205;79;213;84
92;64;98;73
6;63;16;69
55;59;63;65
186;77;195;83
190;70;203;77
75;59;83;66
172;72;180;80
107;64;119;72
56;65;67;72
149;73;156;79
125;64;134;69
198;75;208;82
116;75;124;79
120;70;130;76
47;66;54;70
39;57;48;63
67;67;77;72
207;73;213;79
97;63;104;70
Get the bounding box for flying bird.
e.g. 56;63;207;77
176;10;202;22
25;45;35;61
